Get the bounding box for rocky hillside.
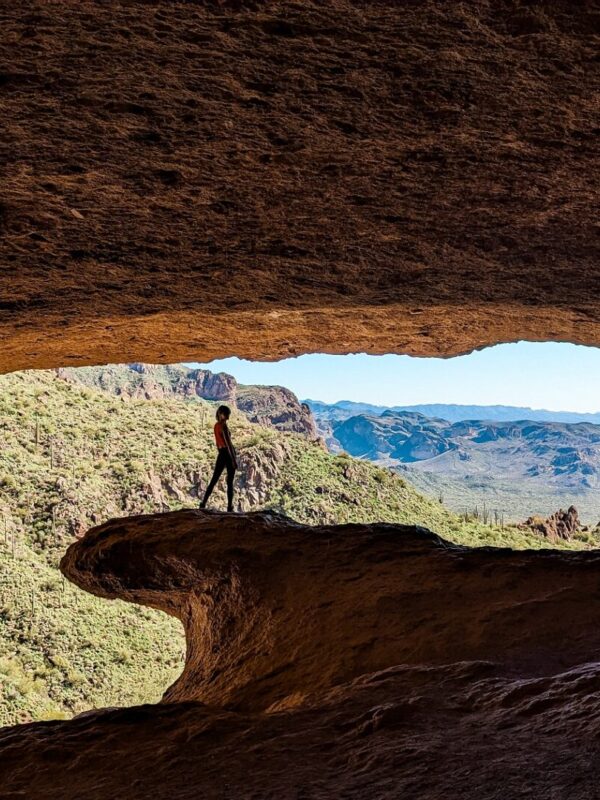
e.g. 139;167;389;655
321;408;600;522
58;363;317;439
1;368;596;726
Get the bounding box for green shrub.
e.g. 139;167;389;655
48;654;70;670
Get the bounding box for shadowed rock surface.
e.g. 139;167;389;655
3;511;600;798
1;1;599;372
4;661;600;800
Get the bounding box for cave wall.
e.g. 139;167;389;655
1;1;598;372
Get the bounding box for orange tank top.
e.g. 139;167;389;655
214;421;227;449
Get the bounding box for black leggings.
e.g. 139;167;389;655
202;448;236;510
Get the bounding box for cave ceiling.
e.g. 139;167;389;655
1;1;598;372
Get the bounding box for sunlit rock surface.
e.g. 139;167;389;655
1;1;598;372
2;511;600;798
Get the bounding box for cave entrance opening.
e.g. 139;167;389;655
2;342;600;725
193;341;600;534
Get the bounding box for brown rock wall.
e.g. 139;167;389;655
1;1;598;371
59;510;600;710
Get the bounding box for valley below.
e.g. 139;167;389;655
309;401;600;523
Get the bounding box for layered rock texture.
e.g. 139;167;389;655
3;510;600;798
1;1;599;373
2;1;600;797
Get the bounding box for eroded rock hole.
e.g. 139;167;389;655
2;345;600;727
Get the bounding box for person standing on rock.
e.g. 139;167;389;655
200;405;238;512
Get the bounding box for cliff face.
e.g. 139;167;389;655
58;364;238;402
236;385;318;439
3;510;600;798
1;1;598;373
57;363;318;438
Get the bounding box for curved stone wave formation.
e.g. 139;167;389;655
4;510;600;798
59;510;600;711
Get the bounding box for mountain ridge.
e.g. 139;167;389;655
305;399;600;425
319;408;600;523
57;363;318;439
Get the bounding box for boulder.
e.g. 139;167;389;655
520;505;582;540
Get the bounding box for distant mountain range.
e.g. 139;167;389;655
307;400;600;523
305;400;600;425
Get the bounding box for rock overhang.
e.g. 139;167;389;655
1;0;598;372
2;4;600;796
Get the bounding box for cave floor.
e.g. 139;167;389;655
1;660;599;800
3;511;600;799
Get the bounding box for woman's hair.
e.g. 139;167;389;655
216;405;231;421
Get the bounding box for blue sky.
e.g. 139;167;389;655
187;342;600;412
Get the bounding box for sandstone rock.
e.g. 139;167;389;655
69;518;87;539
236;386;318;439
3;510;600;798
1;1;599;796
57;510;600;709
236;440;290;508
1;2;598;372
144;471;167;508
520;505;581;540
161;481;187;504
4;659;600;799
190;369;237;402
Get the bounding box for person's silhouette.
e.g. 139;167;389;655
200;405;238;512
